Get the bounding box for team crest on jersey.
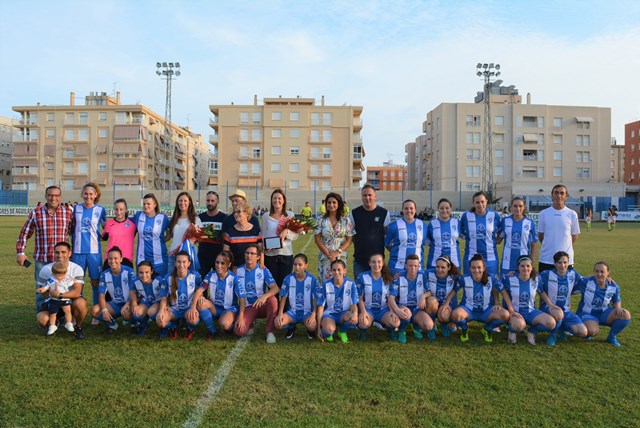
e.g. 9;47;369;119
373;292;382;302
155;218;163;226
296;293;304;305
520;292;530;306
216;289;225;299
246;281;255;292
473;293;484;304
512;233;521;248
523;224;530;232
125;222;131;228
375;216;380;222
256;272;263;281
592;297;603;307
143;226;154;241
345;289;351;297
408;290;417;302
114;287;123;298
304;283;311;292
81;217;92;232
408;233;417;246
558;285;568;295
436;289;445;300
605;293;613;300
178;294;188;305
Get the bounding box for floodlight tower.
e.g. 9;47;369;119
476;62;500;193
156;61;181;205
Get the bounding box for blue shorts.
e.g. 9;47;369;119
542;308;584;328
578;308;613;325
459;306;493;324
366;307;390;323
153;261;168;278
171;307;188;320
108;301;126;318
140;300;160;308
284;310;313;325
322;310;351;323
72;253;102;280
519;309;544;326
214;305;238;319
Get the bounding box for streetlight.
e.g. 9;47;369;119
476;62;500;195
156;61;181;206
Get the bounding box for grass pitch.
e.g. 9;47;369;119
0;217;638;427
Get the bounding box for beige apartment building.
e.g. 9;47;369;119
0;116;18;190
407;87;625;198
12;91;210;200
209;96;365;192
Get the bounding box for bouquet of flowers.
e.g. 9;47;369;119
200;223;223;242
276;216;316;235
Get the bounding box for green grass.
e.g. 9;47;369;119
1;217;639;427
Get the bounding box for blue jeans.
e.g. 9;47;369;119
34;260;47;313
352;260;369;281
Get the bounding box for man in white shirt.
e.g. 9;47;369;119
37;241;88;339
537;184;580;272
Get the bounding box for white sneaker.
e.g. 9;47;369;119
266;332;276;344
46;325;58;336
373;321;385;330
65;322;75;332
527;332;536;346
508;332;517;344
91;318;100;326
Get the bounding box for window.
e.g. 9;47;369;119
289;163;299;173
322;164;332;176
252;112;261;124
310;164;320;176
322;130;332;142
271;146;281;155
538;117;545;128
537;167;544;178
78;162;88;174
577;168;590;179
272;112;281;121
494;134;505;144
290;146;300;156
311;147;320;159
252;147;261;158
98;163;107;172
553;151;562;160
65;112;74;124
271;163;281;172
239;163;248;174
466;166;480;177
311;113;321;125
577;121;590;129
495;166;504;176
554;167;562;177
495;149;504;159
322;181;331;190
289;180;299;189
240;129;249;141
465;182;480;191
251;129;261;141
495;116;504;126
577;151;590;163
240;112;249;124
466;132;480;144
553;117;562;127
115;112;126;124
631;158;635;166
46;113;55;122
323;147;332;159
290;112;300;121
631;172;635;181
553;134;562;144
99;112;107;121
64;129;74;141
78;129;89;142
240;147;249;158
45;162;54;171
577;135;583;146
323;113;332;125
290;128;300;138
46;129;55;138
64;162;73;174
98;129;108;138
272;129;281;138
64;179;74;190
632;130;636;138
79;112;88;124
466;149;480;160
466;115;480;126
311;130;320;142
583;135;590;146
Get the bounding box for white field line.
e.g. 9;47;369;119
183;330;254;428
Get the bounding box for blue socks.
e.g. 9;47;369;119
457;319;468;331
92;288;100;306
485;319;503;332
199;309;216;333
608;319;630;338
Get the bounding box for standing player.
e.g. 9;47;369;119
385;199;428;275
499;255;555;345
71;182;107;319
426;198;461;269
498;196;538;275
444;254;509;342
356;254;400;342
101;198;136;269
576;261;631;346
275;253;318;339
315;260;359;343
460;191;500;276
132;193;170;277
537;251;588;346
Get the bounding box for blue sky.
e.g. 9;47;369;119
2;0;639;166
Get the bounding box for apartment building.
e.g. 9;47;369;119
209;96;365;191
12;92;210;195
408;86;622;198
624;120;640;186
366;162;406;191
0;116;18;190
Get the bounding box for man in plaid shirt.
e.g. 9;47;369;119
16;185;73;312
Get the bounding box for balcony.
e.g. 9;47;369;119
353;171;363;180
308;137;331;144
209;134;219;144
353;118;363;131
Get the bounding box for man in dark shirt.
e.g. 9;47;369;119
198;191;227;276
349;185;391;279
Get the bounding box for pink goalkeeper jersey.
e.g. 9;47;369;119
103;218;137;261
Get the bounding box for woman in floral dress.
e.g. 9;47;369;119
314;192;355;282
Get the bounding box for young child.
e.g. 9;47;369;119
37;262;75;337
275;253;318;340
